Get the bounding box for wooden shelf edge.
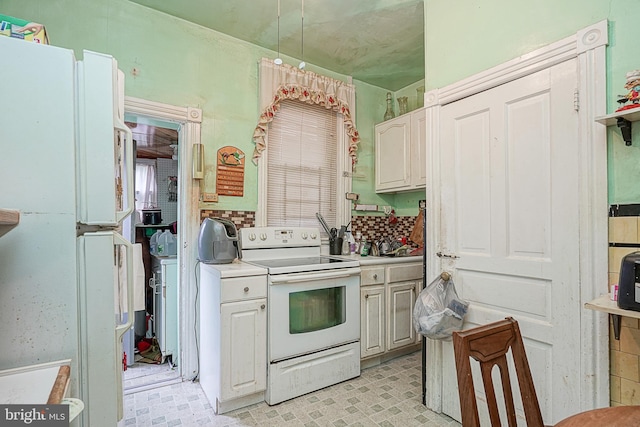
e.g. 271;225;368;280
47;365;71;404
0;209;20;226
0;209;20;238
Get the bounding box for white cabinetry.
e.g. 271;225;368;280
360;261;422;367
375;108;426;193
360;267;385;359
199;265;267;414
219;298;266;401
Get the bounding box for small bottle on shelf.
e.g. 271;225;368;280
383;92;395;121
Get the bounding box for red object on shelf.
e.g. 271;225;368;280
615;103;640;112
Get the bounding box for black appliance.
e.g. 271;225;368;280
618;252;640;312
142;208;162;225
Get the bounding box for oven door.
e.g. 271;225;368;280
268;267;361;362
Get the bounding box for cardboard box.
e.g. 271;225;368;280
0;14;48;44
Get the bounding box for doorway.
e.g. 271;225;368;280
124;117;181;393
121;97;203;394
422;20;609;423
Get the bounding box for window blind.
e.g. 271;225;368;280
266;100;338;232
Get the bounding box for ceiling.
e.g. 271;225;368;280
129;0;425;91
127;122;178;159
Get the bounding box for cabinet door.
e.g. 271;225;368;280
410;108;427;188
414;280;423;344
375;115;411;192
386;281;417;351
220;299;267;401
361;285;385;358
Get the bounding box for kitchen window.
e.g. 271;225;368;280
253;59;358;234
261;100;344;232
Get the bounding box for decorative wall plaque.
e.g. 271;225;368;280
216;146;245;196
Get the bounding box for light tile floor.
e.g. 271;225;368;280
124;359;181;393
123;351;461;426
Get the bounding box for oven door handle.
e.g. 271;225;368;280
270;268;361;285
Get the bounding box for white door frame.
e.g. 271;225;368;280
423;20;609;412
124;97;202;381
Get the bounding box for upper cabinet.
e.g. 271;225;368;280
375;108;426;193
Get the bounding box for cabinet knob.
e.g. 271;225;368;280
244;287;249;292
261;304;266;309
373;274;378;280
365;294;369;299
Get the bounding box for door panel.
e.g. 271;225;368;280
439;59;580;424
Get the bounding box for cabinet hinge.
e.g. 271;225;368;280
574;88;580;112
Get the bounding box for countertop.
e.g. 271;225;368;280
199;254;423;277
336;254;423;266
200;259;268;279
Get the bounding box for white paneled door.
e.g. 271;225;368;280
438;58;580;425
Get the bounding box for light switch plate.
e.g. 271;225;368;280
202;193;218;202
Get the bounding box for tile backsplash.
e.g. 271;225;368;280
608;208;640;406
198;211;422;246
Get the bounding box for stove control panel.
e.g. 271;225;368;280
239;226;321;249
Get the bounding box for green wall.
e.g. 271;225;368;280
13;1;634;210
424;0;640;204
1;0;398;213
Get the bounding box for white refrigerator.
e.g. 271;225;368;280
0;36;134;426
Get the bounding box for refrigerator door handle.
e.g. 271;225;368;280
114;232;134;339
114;116;134;223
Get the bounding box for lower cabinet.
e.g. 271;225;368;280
361;285;385;358
220;299;267;401
387;281;419;351
199;266;267;414
360;262;422;366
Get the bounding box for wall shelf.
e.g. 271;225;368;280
595;107;640;146
584;294;640;340
0;208;20;238
595;108;640;126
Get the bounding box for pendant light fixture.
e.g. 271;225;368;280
298;0;305;69
274;0;282;65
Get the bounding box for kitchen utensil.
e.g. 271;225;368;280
329;237;343;255
315;212;332;235
378;239;391;255
371;242;380;256
330;227;337;239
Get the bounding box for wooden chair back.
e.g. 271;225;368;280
452;317;545;427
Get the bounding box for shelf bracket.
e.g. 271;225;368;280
617;117;632;146
612;314;621;340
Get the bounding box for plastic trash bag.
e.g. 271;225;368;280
413;273;469;340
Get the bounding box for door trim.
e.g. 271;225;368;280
124;96;202;382
423;20;608;413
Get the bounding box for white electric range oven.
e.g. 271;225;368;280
239;227;361;405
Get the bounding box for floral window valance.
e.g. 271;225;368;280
252;58;360;169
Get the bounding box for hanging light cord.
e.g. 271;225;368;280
299;0;305;69
275;0;282;65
